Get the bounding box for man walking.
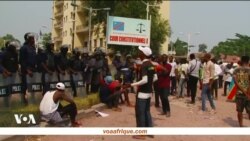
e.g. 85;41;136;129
187;53;201;104
201;53;216;113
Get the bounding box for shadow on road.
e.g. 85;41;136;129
222;117;239;127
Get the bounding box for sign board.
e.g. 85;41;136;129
107;16;151;47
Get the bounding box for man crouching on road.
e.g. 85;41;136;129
40;82;82;127
125;46;158;140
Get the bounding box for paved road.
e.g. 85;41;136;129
24;88;250;141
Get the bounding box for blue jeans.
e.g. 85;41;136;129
201;84;216;111
135;98;152;127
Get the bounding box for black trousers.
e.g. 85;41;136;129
104;91;121;108
21;74;28;104
70;74;77;97
159;88;170;113
219;75;223;88
170;76;177;95
188;75;199;103
154;84;160;107
57;103;77;123
224;81;231;96
211;79;218;98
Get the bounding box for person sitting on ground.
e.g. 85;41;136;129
39;82;82;127
99;75;122;111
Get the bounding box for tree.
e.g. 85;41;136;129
0;34;20;49
81;0;171;55
211;33;250;58
41;32;52;48
172;38;188;56
198;43;207;53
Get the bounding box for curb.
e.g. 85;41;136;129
1;103;107;141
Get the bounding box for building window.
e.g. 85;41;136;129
94;39;97;47
84;42;88;47
66;3;68;9
66;16;68;22
100;38;103;47
70;28;73;35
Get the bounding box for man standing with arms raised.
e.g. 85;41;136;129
126;46;158;140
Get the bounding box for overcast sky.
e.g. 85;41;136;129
0;1;250;52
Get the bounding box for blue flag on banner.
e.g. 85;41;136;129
113;21;124;31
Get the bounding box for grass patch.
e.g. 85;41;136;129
0;93;100;127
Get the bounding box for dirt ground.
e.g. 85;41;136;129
24;88;250;141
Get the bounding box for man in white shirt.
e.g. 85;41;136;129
169;56;177;95
223;63;234;96
211;59;222;100
201;53;216;113
177;59;188;98
40;82;81;127
187;54;201;104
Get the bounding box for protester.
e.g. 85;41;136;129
233;55;250;127
169;56;177;95
121;54;134;107
157;54;172;117
187;53;201;104
151;55;160;107
223;63;234;96
177;58;188;98
218;61;224;89
200;53;216;113
40;82;82;127
125;46;158;140
211;58;222;100
99;75;122;111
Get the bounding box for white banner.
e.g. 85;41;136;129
0;128;250;135
107;16;151;46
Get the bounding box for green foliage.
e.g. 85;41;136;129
198;43;207;53
211;33;250;58
82;0;171;55
172;38;188;56
0;93;100;127
41;32;52;49
0;34;20;49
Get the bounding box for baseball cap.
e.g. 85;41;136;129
56;82;65;91
138;46;152;57
104;75;113;85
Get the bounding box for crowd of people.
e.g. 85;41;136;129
1;32;250;130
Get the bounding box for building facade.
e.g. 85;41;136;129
51;0;170;53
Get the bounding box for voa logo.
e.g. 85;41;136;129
14;114;36;125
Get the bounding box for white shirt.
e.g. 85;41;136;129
188;59;201;78
214;64;222;79
225;68;234;82
180;63;189;79
40;91;59;115
169;62;177;77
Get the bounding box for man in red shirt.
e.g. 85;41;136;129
157;54;172;117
